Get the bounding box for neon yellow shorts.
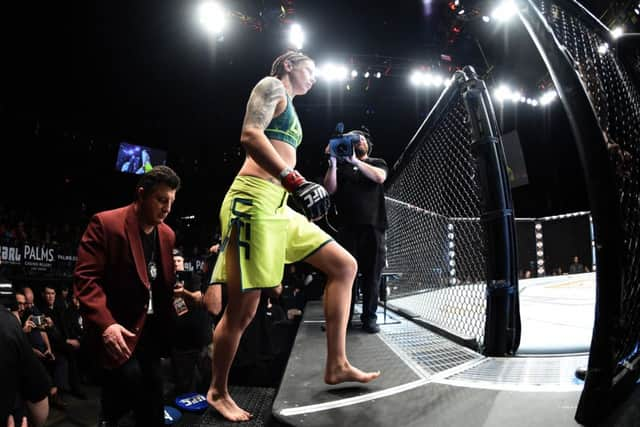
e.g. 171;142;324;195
211;176;333;291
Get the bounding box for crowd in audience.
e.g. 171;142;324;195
4;243;314;422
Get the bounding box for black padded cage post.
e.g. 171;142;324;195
460;66;521;356
384;68;520;355
515;0;640;424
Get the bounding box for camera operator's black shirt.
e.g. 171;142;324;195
334;157;388;229
0;309;50;419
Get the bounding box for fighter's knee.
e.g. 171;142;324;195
329;253;357;282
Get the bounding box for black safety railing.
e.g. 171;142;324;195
515;0;640;423
384;67;520;356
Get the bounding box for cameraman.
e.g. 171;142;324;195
323;128;388;333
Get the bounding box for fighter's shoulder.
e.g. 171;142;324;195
252;77;286;96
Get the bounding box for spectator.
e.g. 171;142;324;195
0;308;50;427
569;256;589;274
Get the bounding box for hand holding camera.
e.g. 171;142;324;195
31;314;45;329
328;133;360;159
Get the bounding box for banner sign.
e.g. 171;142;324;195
0;240;76;276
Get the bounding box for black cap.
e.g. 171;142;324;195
172;248;183;258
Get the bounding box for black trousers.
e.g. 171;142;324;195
338;225;386;325
170;345;211;395
100;346;164;426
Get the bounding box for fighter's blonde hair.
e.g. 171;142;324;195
270;51;313;78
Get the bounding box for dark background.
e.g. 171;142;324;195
1;0;637;249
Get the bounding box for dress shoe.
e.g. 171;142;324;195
362;322;380;334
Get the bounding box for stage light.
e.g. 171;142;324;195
364;71;370;78
410;71;422;86
319;63;349;82
375;71;382;79
458;9;465;15
482;15;491;22
597;43;609;55
611;26;623;39
491;0;518;22
539;90;557;106
351;69;358;78
432;74;444;87
198;2;227;35
494;84;510;102
288;23;305;50
535;221;545;276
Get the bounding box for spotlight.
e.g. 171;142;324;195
319;63;348;82
198;2;227;35
539;90;557;106
494;84;510;103
482;15;491;22
374;71;382;79
410;71;422;86
597;43;609;55
351;69;358;78
288;23;305;50
491;0;518;22
611;26;623;39
364;71;370;78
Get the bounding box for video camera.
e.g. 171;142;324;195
328;122;361;158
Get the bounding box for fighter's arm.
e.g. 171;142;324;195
240;76;290;177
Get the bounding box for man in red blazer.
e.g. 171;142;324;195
74;165;181;426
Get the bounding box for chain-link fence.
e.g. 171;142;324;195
518;0;640;422
385;88;488;349
534;0;640;371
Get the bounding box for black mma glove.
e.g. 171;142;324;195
280;167;331;220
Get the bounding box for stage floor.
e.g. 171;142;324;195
272;302;586;427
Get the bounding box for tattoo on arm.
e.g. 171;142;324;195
243;78;286;130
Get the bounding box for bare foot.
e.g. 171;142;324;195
207;388;253;422
325;362;381;385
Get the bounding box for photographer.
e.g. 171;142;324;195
169;249;211;396
324;127;388;333
0;276;50;427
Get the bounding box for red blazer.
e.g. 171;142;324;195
73;203;176;368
